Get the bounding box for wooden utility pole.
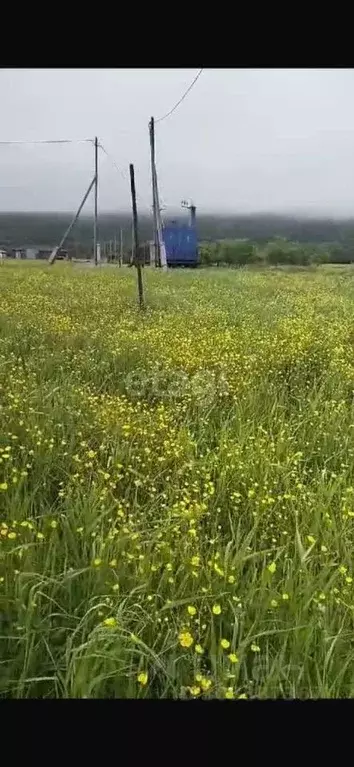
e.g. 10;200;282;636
130;220;134;265
120;227;123;267
94;136;98;266
149;118;167;269
149;117;160;267
129;163;144;309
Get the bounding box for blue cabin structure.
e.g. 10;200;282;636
162;222;198;268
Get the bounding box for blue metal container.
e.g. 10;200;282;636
163;224;198;267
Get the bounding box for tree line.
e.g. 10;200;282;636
2;212;354;264
1;211;354;245
198;239;334;267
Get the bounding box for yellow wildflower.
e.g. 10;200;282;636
103;617;117;628
225;687;235;699
189;686;201;697
179;631;194;648
251;643;260;653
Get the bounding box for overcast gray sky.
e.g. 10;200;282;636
1;68;354;216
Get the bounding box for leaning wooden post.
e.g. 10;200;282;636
48;176;95;265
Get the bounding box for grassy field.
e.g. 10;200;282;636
2;262;354;698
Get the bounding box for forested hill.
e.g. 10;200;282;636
2;212;354;249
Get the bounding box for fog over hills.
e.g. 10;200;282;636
1;211;354;251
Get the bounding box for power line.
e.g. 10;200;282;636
98;142;127;182
98;141;152;213
0;138;92;146
155;69;204;124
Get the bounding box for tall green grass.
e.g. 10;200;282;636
2;262;354;698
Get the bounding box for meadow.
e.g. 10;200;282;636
2;262;354;698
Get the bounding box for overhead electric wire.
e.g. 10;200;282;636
155;69;204;123
0;138;92;146
97;142;127;182
98;141;152;213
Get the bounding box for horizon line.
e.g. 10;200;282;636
1;209;354;221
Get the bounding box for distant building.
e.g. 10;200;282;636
11;247;36;259
0;249;7;260
10;246;69;261
37;247;68;260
